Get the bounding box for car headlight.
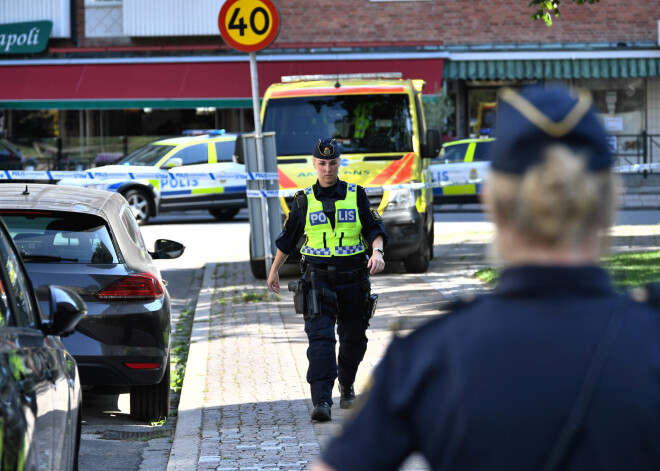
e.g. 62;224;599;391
386;188;415;210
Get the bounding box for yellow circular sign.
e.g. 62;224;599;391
218;0;280;53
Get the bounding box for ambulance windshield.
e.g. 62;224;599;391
263;94;413;156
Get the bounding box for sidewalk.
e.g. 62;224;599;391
167;219;660;471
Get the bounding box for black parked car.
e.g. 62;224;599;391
0;184;184;421
0;213;85;470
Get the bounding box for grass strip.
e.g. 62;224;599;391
474;250;660;290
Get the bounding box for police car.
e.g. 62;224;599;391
430;138;494;204
57;130;246;223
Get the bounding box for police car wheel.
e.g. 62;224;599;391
210;208;239;221
122;188;152;224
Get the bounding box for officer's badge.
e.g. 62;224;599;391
323;146;331;156
369;206;381;221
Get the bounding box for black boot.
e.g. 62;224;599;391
339;384;356;409
311;402;331;421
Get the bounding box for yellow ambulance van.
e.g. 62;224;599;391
260;73;441;274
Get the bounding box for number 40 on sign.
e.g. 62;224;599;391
218;0;280;53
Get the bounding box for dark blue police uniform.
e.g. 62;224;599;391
276;178;388;412
322;266;660;470
319;85;660;469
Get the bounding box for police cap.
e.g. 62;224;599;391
490;85;613;174
312;138;341;160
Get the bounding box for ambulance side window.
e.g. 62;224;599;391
173;143;208;166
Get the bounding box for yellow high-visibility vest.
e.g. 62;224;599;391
301;184;365;257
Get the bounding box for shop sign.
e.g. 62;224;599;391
0;21;52;55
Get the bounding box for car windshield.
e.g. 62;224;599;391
1;211;119;264
263;94;413;156
116;144;175;166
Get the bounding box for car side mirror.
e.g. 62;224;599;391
422;128;442;158
149;239;185;260
164;157;183;168
234;135;245;165
43;285;87;337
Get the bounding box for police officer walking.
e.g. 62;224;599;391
312;85;660;470
267;138;388;422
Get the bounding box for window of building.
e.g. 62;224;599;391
575;78;646;161
575;78;646;135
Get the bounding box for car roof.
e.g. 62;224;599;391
0;183;125;216
0;183;156;274
151;133;240;146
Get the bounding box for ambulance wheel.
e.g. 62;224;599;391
122;188;152;224
249;242;267;279
404;232;430;273
210;208;239;221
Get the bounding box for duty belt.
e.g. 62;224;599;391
304;264;363;284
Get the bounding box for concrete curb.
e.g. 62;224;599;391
166;263;214;470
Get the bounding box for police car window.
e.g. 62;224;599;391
117;144;175;166
214;140;236;162
172;143;208;166
434;143;470;164
472;141;494;162
0;227;37;327
1;211;119;264
264;95;414;156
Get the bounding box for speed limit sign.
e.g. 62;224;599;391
218;0;280;53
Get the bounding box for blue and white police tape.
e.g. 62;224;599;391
613;163;660;173
0;170;279;181
246;179;484;198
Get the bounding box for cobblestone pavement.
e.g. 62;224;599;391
167;220;660;471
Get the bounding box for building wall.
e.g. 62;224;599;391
274;0;660;46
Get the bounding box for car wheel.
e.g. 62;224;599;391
122;188;152;224
403;230;430;273
210;208;239;221
130;360;170;422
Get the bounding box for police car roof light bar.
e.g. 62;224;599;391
281;72;403;83
182;129;226;136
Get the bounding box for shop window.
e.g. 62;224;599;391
575;78;646;159
575;78;645;135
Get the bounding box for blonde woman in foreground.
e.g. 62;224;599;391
312;85;660;471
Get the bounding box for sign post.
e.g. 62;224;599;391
218;0;280;279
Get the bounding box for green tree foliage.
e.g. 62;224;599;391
529;0;600;26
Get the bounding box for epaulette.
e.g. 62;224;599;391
631;282;660;309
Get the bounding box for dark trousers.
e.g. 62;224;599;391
304;276;369;406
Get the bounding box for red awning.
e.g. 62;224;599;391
0;57;443;109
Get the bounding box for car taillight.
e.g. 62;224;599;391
95;273;164;300
124;362;161;369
